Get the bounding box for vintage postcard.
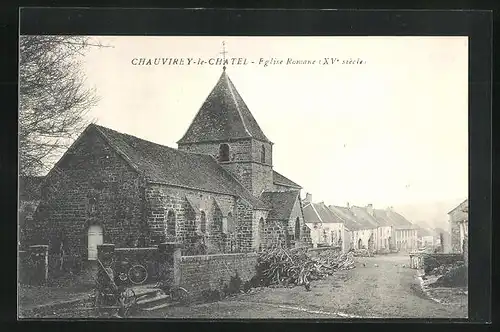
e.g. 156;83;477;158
18;34;469;319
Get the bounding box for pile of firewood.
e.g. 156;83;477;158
352;248;374;257
254;247;356;288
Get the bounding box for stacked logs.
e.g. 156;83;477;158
254;247;355;289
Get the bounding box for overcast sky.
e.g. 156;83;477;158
77;36;468;222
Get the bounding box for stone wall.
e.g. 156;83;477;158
178;138;274;198
179;252;258;299
422;253;464;274
29;127;146;259
448;200;468;253
251;163;274;197
450;220;462;253
144;184;239;254
178;139;253;162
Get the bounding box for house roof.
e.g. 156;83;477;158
447;199;468;215
19;176;45;201
417;227;435;238
372;209;395;227
349;206;378;229
91;124;267;209
313;203;345;224
302;203;322;224
273;170;302;189
260;190;300;220
328;206;362;231
177;70;271;144
385;209;416;229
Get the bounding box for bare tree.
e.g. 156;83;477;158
19;36;109;176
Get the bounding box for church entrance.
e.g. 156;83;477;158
87;225;103;260
358;238;362;249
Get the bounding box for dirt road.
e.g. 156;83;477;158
136;254;467;319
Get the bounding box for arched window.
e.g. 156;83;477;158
258;217;265;251
226;212;234;233
88;197;97;215
167;210;176;237
219;144;230;162
260;145;266;163
295;217;301;241
200;211;207;233
214;214;223;233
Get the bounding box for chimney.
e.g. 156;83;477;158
304;193;312;204
366;203;374;216
346;202;350;209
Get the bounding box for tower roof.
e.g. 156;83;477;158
177;70;271;144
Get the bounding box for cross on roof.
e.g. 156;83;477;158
220;41;228;70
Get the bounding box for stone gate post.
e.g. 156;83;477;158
28;245;49;285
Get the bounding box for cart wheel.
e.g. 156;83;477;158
170;286;191;306
128;265;148;285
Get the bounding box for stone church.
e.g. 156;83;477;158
27;68;310;260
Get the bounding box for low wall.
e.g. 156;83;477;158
179;252;258;299
115;247;161;282
409;252;464;272
423;253;464;274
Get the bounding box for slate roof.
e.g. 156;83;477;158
372;209;395;227
349;206;379;229
328;206;362;231
385;209;416;229
19;176;45;201
260;190;300;220
302;203;322;224
91;124;267;209
447;199;468;214
178;70;271;144
313;203;344;224
273;170;302;189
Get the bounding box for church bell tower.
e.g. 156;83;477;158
177;43;274;197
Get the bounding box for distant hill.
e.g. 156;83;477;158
393;198;466;231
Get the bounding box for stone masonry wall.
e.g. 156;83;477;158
144;184;241;254
30;128;146;259
286;196;307;246
178;139;253;162
179;252;258;299
450;221;461;253
178;138;274;198
448;200;468;253
251;163;274;197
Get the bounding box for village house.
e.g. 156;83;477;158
383;207;419;252
348;205;379;251
24;68;310;262
416;227;435;249
327;205;359;253
302;195;345;251
301;194;324;248
448;199;468;254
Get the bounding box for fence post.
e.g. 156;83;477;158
28;245;49;285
